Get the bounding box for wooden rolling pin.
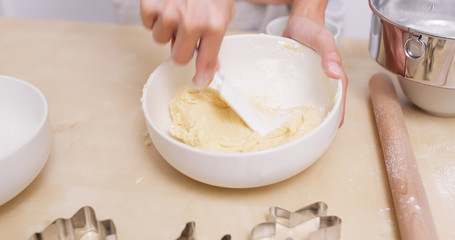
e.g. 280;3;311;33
369;73;438;240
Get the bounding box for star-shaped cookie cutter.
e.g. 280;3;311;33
251;202;341;240
29;206;117;240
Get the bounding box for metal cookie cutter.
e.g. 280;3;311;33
30;206;117;240
251;202;341;240
177;221;231;240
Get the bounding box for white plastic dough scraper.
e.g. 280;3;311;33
208;71;289;136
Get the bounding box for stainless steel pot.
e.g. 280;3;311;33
369;0;455;116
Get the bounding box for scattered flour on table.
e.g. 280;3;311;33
135;176;144;184
433;165;455;210
413;127;455;212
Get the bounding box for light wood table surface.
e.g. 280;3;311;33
0;18;454;239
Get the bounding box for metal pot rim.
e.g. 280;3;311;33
368;0;455;40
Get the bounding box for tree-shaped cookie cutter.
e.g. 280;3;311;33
176;221;231;240
29;206;117;240
251;202;341;240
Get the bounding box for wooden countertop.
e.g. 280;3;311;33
0;18;454;239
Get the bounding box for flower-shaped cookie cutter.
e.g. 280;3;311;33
251;202;341;240
29;206;117;240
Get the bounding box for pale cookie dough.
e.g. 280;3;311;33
169;87;323;152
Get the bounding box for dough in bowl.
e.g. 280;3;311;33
169;87;322;152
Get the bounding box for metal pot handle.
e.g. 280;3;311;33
404;35;426;59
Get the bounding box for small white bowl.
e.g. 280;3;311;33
325;0;345;23
266;16;341;46
142;34;342;188
0;75;52;205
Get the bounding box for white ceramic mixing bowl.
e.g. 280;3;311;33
0;75;52;205
142;34;342;188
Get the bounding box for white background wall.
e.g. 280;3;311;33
0;0;117;22
0;0;373;38
341;0;372;38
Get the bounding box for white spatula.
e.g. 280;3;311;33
208;71;289;136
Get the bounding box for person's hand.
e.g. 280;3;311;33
283;0;348;127
140;0;236;87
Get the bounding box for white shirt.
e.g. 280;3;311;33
111;0;291;32
228;1;290;31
